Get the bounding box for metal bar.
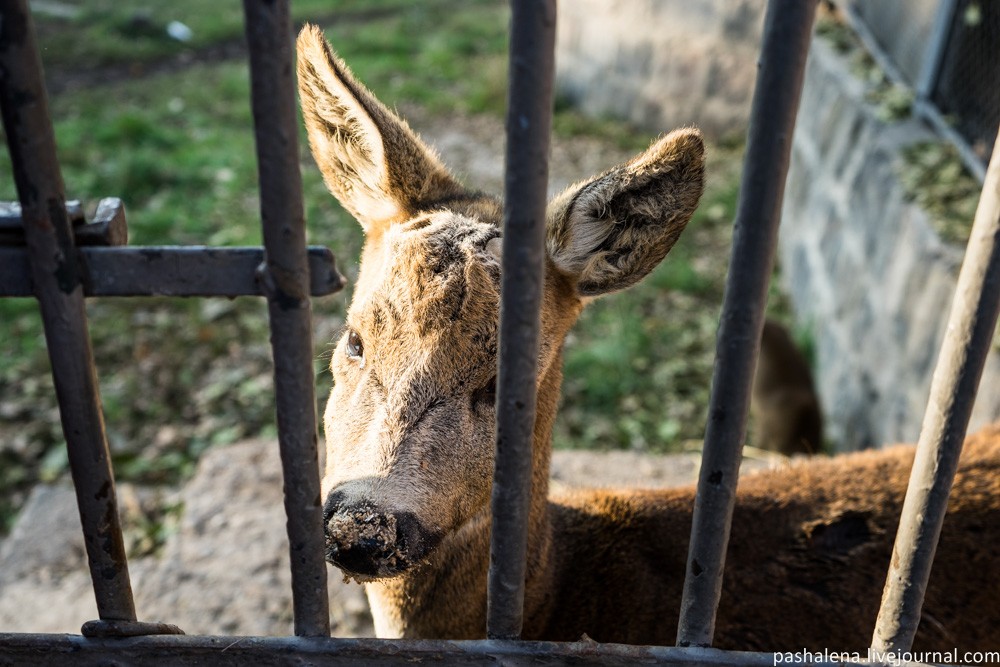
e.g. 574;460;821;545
1;198;126;246
914;0;958;101
0;199;84;229
81;619;184;639
838;3;909;90
0;246;344;297
486;0;557;641
242;0;330;638
871;128;1000;651
0;0;136;622
0;634;863;667
676;0;817;648
914;99;987;184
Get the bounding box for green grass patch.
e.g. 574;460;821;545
31;0;445;70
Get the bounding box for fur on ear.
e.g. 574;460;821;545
546;128;705;296
296;25;465;232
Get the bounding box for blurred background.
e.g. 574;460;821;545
0;0;998;636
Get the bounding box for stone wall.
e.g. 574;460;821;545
555;0;765;140
779;37;1000;451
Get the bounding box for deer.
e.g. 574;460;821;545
296;25;1000;650
751;319;824;456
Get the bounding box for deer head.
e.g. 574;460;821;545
297;25;704;581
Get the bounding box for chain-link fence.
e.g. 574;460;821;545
842;0;999;180
930;0;1000;165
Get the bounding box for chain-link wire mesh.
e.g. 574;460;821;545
840;0;998;175
930;0;1000;165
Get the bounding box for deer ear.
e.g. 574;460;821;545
296;25;465;233
546;128;705;296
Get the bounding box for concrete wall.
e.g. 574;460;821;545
780;37;1000;451
555;0;766;140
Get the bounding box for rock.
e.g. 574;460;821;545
0;440;371;637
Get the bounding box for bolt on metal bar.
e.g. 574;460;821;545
676;0;817;648
0;0;137;622
242;0;330;638
914;0;959;102
872;128;1000;652
486;0;557;641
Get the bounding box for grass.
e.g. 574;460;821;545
0;0;774;531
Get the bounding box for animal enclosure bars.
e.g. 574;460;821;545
1;0;999;664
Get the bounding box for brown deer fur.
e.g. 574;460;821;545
751;319;824;456
297;25;1000;650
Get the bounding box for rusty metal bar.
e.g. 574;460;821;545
0;634;861;667
242;0;330;638
486;0;557;641
676;0;817;648
1;199;84;237
1;198;126;246
0;0;136;622
871;129;1000;651
0;246;344;297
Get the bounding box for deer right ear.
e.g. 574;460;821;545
546;128;705;297
296;25;464;233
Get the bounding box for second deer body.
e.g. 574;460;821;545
297;26;1000;649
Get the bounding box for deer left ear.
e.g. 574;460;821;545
296;25;465;234
545;128;705;297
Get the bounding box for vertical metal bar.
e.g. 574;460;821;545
242;0;330;638
0;0;136;621
914;0;958;101
676;0;817;647
486;0;557;641
872;129;1000;653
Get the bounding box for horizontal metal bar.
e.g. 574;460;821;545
0;198;127;246
676;0;817;648
871;129;1000;651
0;0;136;622
0;199;85;227
242;0;330;638
81;620;184;639
0;634;866;667
487;0;557;641
0;246;344;298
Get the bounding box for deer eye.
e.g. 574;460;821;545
346;330;364;362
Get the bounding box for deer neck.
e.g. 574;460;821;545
364;345;567;639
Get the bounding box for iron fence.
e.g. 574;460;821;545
2;0;1000;663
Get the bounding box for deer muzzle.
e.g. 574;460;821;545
323;494;438;579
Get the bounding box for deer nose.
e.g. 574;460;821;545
323;495;432;578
